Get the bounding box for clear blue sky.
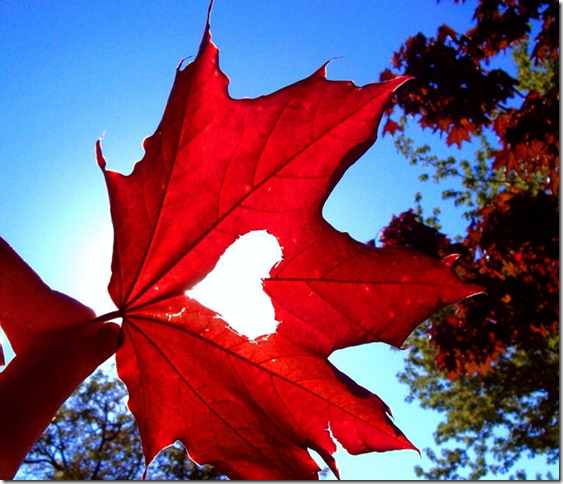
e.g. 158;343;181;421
0;0;556;480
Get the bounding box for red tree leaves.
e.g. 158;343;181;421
380;191;559;379
0;237;120;479
96;23;479;479
380;0;559;191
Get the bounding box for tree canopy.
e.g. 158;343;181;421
377;0;559;479
18;368;225;480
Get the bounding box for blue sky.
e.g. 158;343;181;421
0;0;557;480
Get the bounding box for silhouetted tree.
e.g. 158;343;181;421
18;368;225;480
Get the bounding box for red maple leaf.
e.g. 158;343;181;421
0;237;119;479
446;122;472;148
382;117;404;136
96;17;480;480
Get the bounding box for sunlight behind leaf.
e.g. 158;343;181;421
187;231;282;340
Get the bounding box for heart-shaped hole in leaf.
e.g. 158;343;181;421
187;231;282;340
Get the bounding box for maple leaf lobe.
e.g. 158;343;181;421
0;236;120;479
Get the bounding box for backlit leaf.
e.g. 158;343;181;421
98;20;479;480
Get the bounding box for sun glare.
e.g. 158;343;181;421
72;222;116;318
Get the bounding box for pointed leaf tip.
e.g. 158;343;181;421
206;0;215;28
388;75;414;92
441;253;460;267
441;254;485;300
197;0;215;57
96;138;106;170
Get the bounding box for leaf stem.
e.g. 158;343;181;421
91;310;124;323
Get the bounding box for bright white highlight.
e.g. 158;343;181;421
187;231;283;340
0;327;14;368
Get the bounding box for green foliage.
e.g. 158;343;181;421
393;116;550;230
400;322;558;480
513;41;558;95
18;368;224;480
393;122;508;223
